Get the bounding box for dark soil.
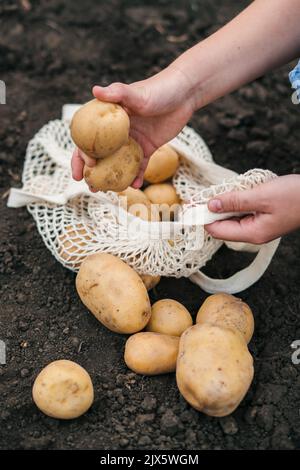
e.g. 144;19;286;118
1;0;300;451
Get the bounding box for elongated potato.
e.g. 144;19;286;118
71;99;130;158
84;137;143;192
32;360;94;419
196;293;254;344
125;332;180;375
146;299;192;336
144;144;179;183
140;274;161;291
176;324;254;417
118;187;160;221
76;253;151;334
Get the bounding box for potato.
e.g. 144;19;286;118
58;224;93;265
146;299;192;336
76;253;151;334
84;137;143;192
70;99;129;158
144;144;179;183
118;186;160;221
32;360;94;419
124;332;180;375
176;324;254;417
140;274;161;291
196;293;254;344
144;183;181;220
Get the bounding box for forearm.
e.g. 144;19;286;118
168;0;300;110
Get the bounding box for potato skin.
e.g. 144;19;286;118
32;360;94;419
146;299;193;336
125;332;180;375
84;137;143;192
118;187;160;221
70;99;129;158
144;183;180;207
144;144;179;183
140;274;161;291
76;253;151;334
58;224;93;266
176;324;254;417
196;293;254;344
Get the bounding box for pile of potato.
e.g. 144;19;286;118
31;100;255;421
75;253;254;418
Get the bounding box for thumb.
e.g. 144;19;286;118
207;188;260;214
93;83;149;114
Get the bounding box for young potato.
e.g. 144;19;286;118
146;299;193;336
70;99;129;158
144;183;181;220
84;137;143;192
118;187;160;221
139;274;161;291
196;293;254;344
124;332;180;375
32;360;94;420
76;253;151;334
58;224;93;266
176;324;254;417
144;144;179;183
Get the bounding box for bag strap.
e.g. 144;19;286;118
189;237;280;294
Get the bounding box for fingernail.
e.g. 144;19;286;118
209;199;222;212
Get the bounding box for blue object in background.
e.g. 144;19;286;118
289;60;300;102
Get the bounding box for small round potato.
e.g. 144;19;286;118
118;187;160;221
144;183;181;220
32;360;94;419
176;324;254;417
76;253;151;334
146;299;193;336
124;332;180;375
140;274;161;291
70;99;130;158
144;144;179;183
196;293;254;344
58;224;93;266
84;137;143;192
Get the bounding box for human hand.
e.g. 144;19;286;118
71;65;195;189
205;175;300;244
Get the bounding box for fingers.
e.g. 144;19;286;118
131;156;150;189
205;214;263;243
207;187;267;214
71;148;96;181
93;82;149;114
71;148;84;181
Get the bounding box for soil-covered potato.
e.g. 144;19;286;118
176;324;254;417
70;99;130;158
146;299;192;336
144;144;179;183
124;332;180;375
84;137;143;192
32;360;94;419
140;274;161;291
196;293;254;344
76;253;151;334
118;187;160;221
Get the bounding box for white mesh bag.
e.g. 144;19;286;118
7;105;280;293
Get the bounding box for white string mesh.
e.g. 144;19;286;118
12;117;278;280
